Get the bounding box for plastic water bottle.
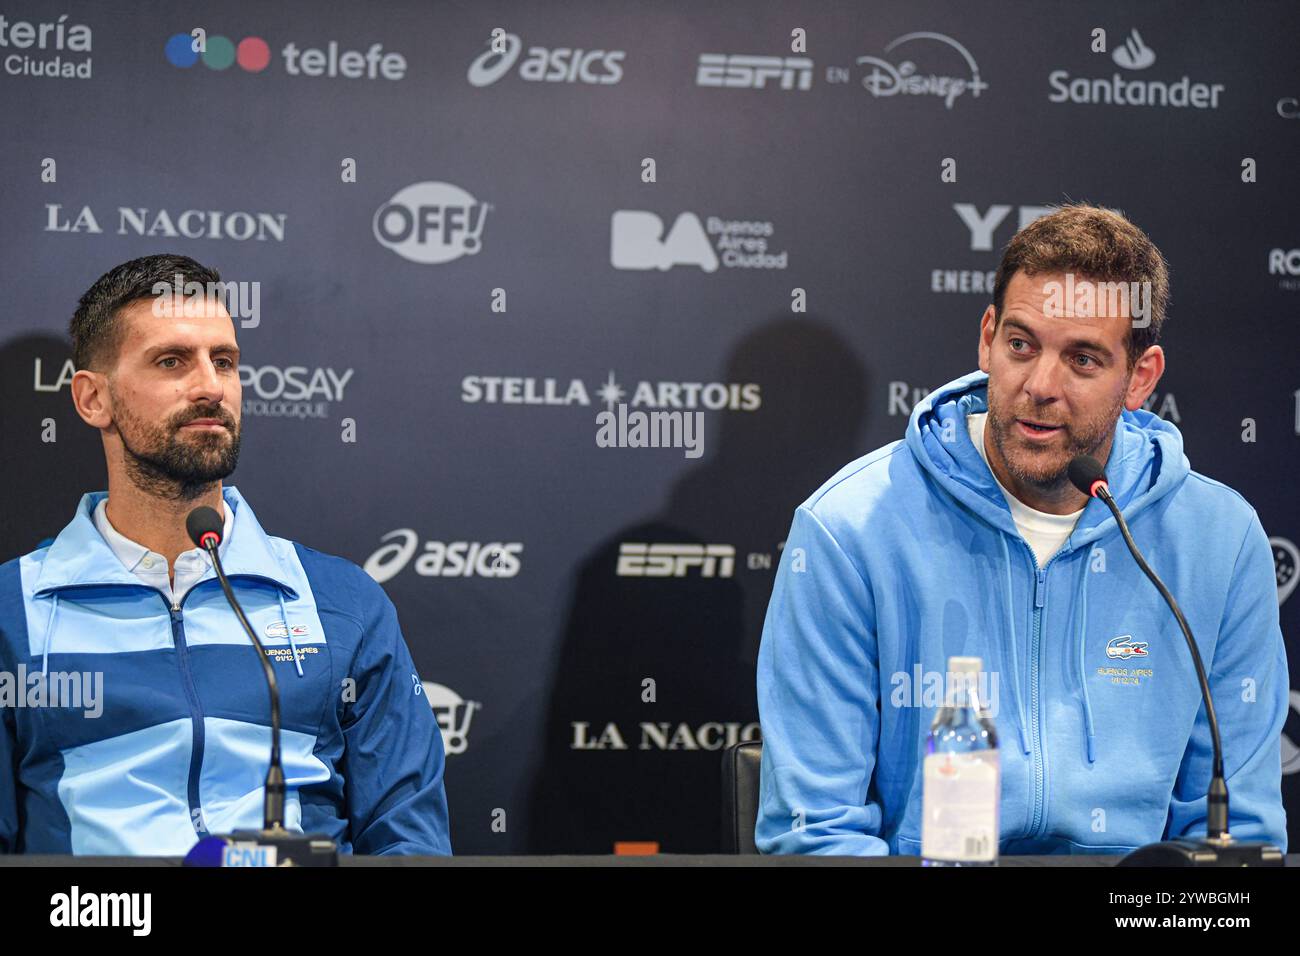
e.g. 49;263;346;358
921;656;1000;866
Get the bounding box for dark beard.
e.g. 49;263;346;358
986;411;1097;493
985;387;1124;493
115;403;241;502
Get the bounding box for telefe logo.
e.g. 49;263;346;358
165;31;406;79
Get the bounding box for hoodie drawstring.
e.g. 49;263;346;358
997;534;1032;755
277;590;304;678
42;592;60;676
1075;556;1097;764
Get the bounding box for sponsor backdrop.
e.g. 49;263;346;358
1;0;1298;854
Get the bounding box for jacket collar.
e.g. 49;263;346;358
33;485;299;599
905;369;1189;550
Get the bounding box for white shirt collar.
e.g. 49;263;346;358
91;496;234;574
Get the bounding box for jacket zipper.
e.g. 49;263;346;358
1017;540;1068;841
162;590;208;838
1029;559;1046;838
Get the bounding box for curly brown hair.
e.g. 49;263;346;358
992;204;1170;368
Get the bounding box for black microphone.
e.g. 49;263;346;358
182;505;336;867
1067;456;1282;867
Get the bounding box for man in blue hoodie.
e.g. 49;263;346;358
756;204;1288;856
0;254;451;855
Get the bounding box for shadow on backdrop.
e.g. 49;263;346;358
528;316;871;853
0;333;107;561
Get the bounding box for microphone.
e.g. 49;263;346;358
1067;456;1282;867
182;505;337;867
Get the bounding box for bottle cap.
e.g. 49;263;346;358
947;656;983;674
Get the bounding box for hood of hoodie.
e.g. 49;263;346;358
904;370;1190;550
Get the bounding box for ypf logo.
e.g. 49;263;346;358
373;182;491;264
421;682;480;755
165;31;271;72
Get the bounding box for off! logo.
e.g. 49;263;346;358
420;681;480;755
364;529;522;582
373;181;491;264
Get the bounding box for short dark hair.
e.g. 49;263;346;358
992;203;1170;367
69;254;222;371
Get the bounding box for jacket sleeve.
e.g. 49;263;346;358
756;505;888;855
0;702;16;853
0;592;18;853
342;570;452;855
1165;511;1289;850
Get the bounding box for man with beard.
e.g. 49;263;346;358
0;254;451;856
756;204;1288;856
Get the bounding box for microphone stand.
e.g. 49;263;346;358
205;537;289;832
1089;484;1282;867
183;521;337;867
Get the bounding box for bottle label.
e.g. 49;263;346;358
921;751;1000;862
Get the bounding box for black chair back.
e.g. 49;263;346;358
721;740;763;853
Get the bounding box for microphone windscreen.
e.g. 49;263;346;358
186;506;224;548
1067;455;1107;497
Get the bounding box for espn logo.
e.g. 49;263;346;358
696;54;813;90
616;543;736;578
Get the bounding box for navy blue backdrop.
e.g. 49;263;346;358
1;0;1297;853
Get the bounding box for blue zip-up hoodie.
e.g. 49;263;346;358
757;370;1288;855
0;486;451;856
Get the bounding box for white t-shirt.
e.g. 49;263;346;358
966;412;1083;569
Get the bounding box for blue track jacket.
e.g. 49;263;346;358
0;486;451;855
